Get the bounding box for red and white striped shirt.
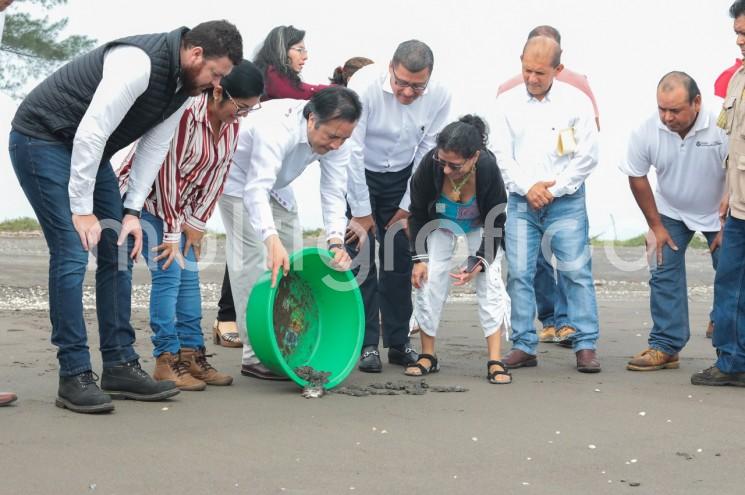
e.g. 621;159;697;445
118;93;239;242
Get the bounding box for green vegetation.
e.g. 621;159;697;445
0;216;41;232
303;228;324;238
1;0;97;97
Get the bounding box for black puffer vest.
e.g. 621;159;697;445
12;27;190;162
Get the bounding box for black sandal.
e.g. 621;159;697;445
404;353;439;376
487;360;512;384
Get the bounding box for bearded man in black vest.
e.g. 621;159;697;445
8;20;243;414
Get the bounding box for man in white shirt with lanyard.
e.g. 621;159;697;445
219;87;359;380
9;21;243;413
490;35;601;373
621;72;727;371
346;40;451;373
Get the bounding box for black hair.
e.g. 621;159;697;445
183;20;243;65
253;25;305;88
329;56;374;86
302;86;362;126
528;25;561;44
436;115;488;159
219;60;264;99
731;0;745;18
391;40;434;73
657;71;701;104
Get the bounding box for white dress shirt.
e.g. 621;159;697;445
489;81;599;197
222;99;349;242
69;45;191;215
346;64;452;216
619;107;727;232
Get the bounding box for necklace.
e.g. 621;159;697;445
446;164;476;202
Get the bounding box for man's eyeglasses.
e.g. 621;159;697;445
433;150;469;171
390;65;429;92
224;89;261;117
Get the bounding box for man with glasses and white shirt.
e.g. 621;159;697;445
346;40;451;373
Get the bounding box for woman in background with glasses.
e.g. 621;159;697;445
406;115;512;384
254;24;330;100
117;60;264;391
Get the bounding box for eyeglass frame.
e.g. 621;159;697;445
289;46;308;55
224;89;261;117
390;64;430;92
432;149;475;171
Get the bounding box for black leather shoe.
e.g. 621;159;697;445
56;371;114;414
102;360;180;401
388;345;419;367
358;345;382;373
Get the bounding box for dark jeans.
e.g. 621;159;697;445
713;215;745;373
350;165;413;349
9;130;139;376
648;215;719;355
216;264;236;322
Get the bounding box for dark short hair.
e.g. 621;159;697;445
731;0;745;18
329;56;374;86
253;25;305;88
183;20;243;66
436;115;488;158
528;25;561;44
219;60;264;99
303;86;362;127
392;40;434;73
657;71;701;103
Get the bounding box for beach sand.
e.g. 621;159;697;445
0;233;743;494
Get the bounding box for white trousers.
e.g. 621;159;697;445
410;228;511;338
218;194;302;365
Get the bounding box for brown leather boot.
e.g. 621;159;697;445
182;347;233;386
153;352;206;391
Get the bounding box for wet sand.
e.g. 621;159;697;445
0;233;743;494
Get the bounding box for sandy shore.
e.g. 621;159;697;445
0;233;742;494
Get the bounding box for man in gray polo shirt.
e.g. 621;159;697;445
620;71;727;371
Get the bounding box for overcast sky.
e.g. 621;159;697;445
0;0;738;238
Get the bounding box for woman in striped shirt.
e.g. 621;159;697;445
117;60;264;391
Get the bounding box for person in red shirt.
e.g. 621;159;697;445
254;25;331;101
715;58;743;99
118;61;264;391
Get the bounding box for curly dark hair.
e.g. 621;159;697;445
183;20;243;65
253;25;305;88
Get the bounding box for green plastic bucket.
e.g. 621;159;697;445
246;247;364;389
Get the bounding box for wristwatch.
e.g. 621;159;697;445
123;208;141;218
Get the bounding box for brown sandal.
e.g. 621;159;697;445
212;320;242;348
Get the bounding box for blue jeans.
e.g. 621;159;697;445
505;186;599;354
8;130;139;376
534;254;569;328
141;211;204;356
712;215;745;373
648;215;719;355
